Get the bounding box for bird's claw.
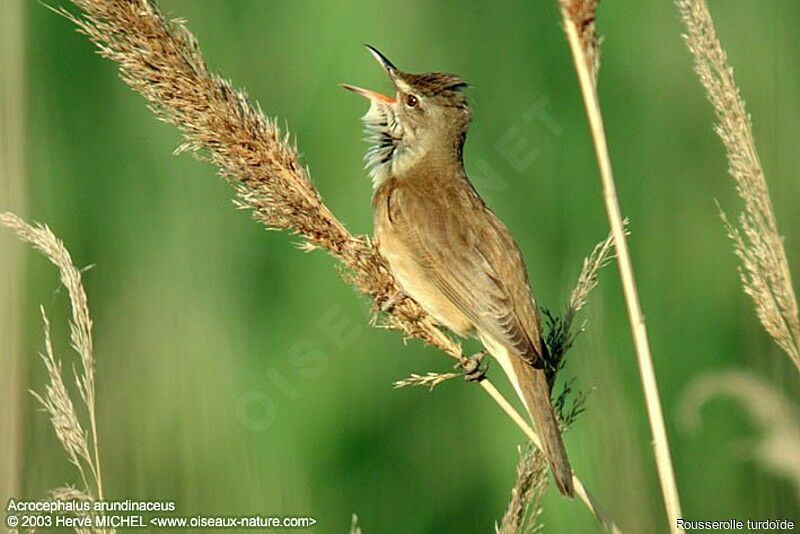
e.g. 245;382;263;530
458;350;488;382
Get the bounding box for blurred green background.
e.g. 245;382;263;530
2;1;799;532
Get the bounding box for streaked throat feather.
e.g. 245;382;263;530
361;102;421;188
362;101;400;186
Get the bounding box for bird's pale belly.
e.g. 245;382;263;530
376;231;473;337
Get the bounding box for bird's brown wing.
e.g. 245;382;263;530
387;177;544;364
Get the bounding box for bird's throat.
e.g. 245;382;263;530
362;101;403;188
361;102;466;189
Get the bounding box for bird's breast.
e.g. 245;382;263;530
373;182;473;337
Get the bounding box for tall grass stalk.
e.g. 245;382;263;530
558;1;685;531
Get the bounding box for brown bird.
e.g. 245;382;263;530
342;46;574;497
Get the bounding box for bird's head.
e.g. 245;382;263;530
342;45;471;186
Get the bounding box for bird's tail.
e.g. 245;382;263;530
488;340;575;497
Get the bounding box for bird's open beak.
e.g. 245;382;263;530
364;44;397;74
340;84;395;104
340;45;398;104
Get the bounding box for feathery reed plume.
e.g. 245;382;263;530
542;225;620;427
543;226;620;388
52;0;459;362
393;371;461;390
55;1;619;529
567;225;619;316
677;0;800;370
1;212;111;533
559;1;684;531
31;308;95;491
497;446;548;534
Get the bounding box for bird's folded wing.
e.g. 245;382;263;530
388;182;543;364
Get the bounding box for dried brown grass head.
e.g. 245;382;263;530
31;307;95;490
678;0;800;369
52;0;464;365
1;212;111;533
496;445;548;534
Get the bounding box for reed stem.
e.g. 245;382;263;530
559;3;684;531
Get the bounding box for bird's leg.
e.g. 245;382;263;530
457;350;488;382
380;290;406;313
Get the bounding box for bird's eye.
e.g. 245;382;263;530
405;94;418;108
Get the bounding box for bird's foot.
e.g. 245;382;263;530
458;350;488;383
380;291;406;313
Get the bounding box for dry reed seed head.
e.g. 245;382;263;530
568;227;618;315
0;212;96;395
58;0;467;363
678;0;800;369
1;212;106;501
31;308;94;492
497;445;548;534
393;372;461;390
542;228;617;390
